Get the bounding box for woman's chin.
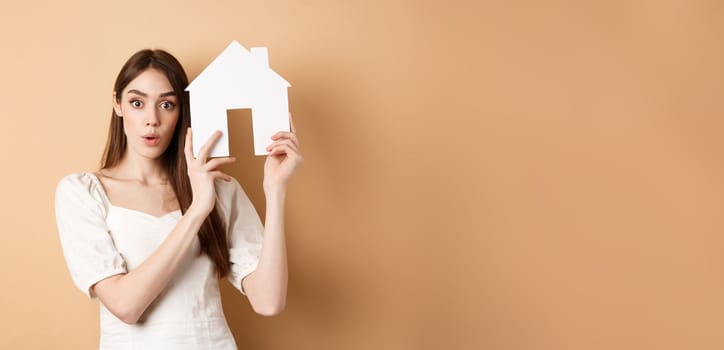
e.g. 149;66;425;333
130;145;169;160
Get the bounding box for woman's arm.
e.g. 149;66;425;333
91;208;208;324
92;129;234;324
241;190;288;316
241;114;303;316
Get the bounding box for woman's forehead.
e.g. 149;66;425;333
123;68;174;97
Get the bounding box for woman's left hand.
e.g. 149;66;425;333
263;113;303;193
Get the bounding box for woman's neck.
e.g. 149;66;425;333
103;152;169;185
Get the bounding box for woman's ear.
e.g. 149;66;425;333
112;91;123;117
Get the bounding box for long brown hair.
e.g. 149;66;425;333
101;49;231;279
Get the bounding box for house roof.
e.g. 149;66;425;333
186;40;290;92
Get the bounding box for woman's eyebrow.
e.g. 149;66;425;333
127;89;147;96
127;89;176;97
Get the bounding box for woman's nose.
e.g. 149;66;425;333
145;110;160;126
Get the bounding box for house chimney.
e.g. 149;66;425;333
250;47;269;69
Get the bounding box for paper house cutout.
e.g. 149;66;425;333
186;40;291;157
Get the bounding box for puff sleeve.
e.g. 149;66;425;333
54;173;127;298
214;178;263;295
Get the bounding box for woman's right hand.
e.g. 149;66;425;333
184;128;236;217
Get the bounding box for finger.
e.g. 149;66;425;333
269;143;299;158
271;131;294;139
203;157;236;171
210;171;232;182
184;128;194;164
198;130;222;164
289;132;300;148
271;131;300;149
266;139;299;154
268;146;287;157
270;144;303;164
267;138;296;150
289;112;296;134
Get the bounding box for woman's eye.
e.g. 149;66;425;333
130;100;143;108
160;101;175;110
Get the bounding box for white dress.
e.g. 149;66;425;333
54;172;263;350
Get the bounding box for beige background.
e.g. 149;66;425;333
1;0;724;349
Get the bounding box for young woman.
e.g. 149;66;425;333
54;48;302;349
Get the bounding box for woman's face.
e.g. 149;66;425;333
113;68;179;161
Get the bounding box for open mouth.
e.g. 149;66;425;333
142;134;161;146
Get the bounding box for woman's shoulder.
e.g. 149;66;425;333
214;176;244;202
214;176;254;213
214;175;243;192
56;172;100;190
55;172;108;207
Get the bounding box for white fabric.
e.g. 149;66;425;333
55;172;263;349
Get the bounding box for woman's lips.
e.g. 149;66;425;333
142;134;160;146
